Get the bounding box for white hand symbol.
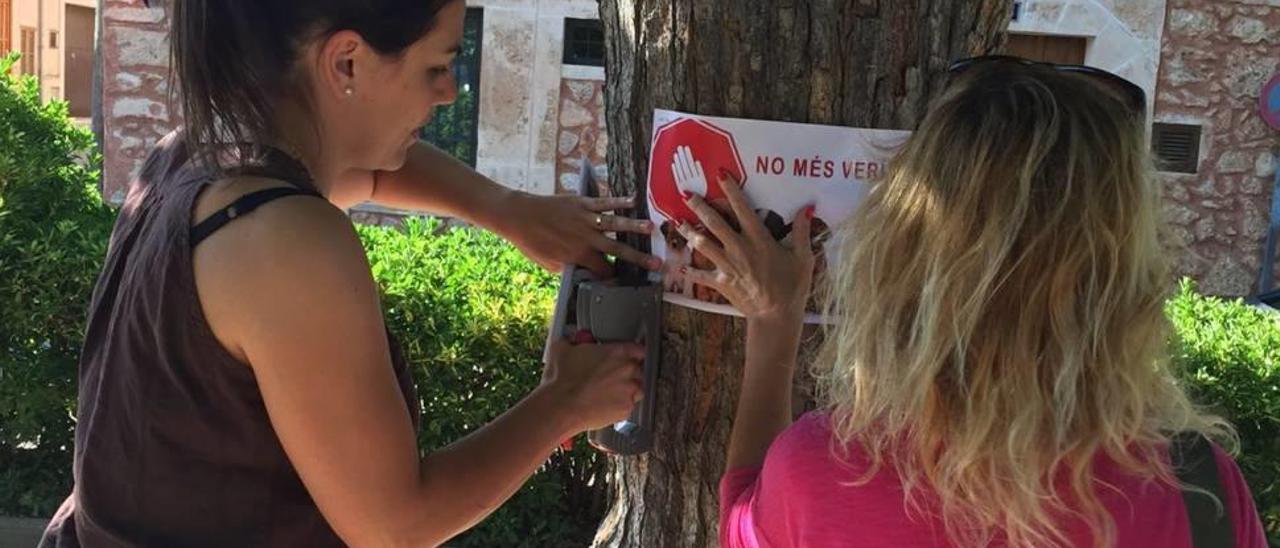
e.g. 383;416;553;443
671;145;708;196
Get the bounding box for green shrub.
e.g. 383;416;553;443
1168;280;1280;544
0;53;113;517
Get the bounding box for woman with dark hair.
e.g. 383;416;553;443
40;2;652;546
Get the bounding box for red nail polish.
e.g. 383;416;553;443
682;191;695;201
718;167;732;181
805;205;815;219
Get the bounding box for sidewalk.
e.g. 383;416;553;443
0;517;46;548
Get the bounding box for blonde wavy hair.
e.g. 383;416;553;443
814;61;1232;547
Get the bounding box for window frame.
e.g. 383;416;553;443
562;18;605;67
19;26;35;75
0;0;13;55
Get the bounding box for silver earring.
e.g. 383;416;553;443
344;87;354;96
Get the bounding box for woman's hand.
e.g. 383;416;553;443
677;172;815;324
492;192;662;277
541;338;645;432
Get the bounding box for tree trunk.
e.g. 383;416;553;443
593;2;1012;547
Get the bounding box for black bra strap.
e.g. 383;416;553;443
190;187;323;248
1171;432;1236;548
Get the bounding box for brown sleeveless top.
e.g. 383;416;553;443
39;131;421;547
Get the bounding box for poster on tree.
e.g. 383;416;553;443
646;109;910;322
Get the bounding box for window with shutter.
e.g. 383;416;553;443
20;26;35;75
1;0;12;55
1151;123;1202;174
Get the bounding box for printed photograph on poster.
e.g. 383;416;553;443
645;109;910;321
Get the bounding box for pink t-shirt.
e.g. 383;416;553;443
720;412;1267;548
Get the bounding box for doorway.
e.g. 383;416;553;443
1006;33;1088;65
65;4;94;118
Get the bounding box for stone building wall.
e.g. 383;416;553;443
554;75;607;195
1154;0;1279;296
99;0;170;204
470;0;598;196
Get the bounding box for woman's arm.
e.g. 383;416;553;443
677;174;814;470
366;141;513;223
194;184;644;547
350;141;660;275
731;317;804;469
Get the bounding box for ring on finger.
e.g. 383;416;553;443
595;215;606;230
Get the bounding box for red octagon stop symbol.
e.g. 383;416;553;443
647;117;747;226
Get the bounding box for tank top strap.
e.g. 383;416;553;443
187;144;327;248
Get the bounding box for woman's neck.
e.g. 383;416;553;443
270;100;346;198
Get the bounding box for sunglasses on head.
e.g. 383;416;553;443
947;55;1146;114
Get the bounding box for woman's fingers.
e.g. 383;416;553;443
595;234;663;271
574;249;613;277
582;195;637;213
602;347;645;404
715;172;771;243
675;223;732;271
606;342;647;362
788;205;815;259
682;266;731;296
586;212;655;235
683;193;741;252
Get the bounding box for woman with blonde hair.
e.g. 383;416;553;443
679;57;1267;547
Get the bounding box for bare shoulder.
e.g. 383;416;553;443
191;175;377;364
192;175;362;277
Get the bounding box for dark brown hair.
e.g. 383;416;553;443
159;0;456;162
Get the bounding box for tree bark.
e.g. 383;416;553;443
593;1;1012;547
